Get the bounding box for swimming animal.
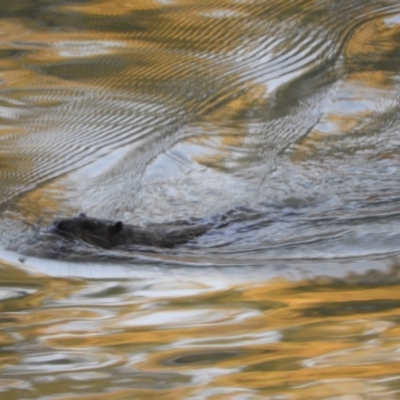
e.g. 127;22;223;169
50;213;209;249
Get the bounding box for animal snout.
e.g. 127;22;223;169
49;220;64;233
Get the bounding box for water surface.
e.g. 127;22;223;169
1;0;400;398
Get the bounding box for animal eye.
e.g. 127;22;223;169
56;221;66;231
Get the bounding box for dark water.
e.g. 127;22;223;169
1;0;400;398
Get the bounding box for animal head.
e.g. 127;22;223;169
52;213;123;248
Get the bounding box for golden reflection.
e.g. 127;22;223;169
1;0;400;398
345;17;400;70
289;14;400;161
189;85;270;171
14;183;73;224
59;0;167;16
57;387;192;400
0;259;400;398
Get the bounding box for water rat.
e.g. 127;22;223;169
51;213;209;249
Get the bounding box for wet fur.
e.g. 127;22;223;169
51;214;209;249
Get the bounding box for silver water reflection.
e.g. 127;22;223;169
1;260;400;399
1;0;400;398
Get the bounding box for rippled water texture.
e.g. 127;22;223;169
1;0;400;398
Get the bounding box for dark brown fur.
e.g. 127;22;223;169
51;214;209;249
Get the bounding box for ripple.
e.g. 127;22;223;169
118;308;260;328
3;2;400;400
0;287;35;301
1;0;399;218
3;349;125;375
